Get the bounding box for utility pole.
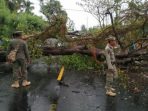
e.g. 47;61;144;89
86;16;88;29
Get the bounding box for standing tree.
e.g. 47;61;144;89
5;0;24;12
81;25;87;33
41;0;65;22
40;0;68;39
77;0;131;28
5;0;34;13
77;0;115;29
67;18;75;31
23;0;34;14
0;0;46;37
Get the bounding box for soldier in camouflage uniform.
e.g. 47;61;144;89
7;31;31;88
105;35;118;96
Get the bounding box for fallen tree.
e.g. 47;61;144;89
42;44;148;68
1;44;147;62
42;46;104;56
23;20;147;44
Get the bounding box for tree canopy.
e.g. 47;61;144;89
0;0;47;38
0;0;147;51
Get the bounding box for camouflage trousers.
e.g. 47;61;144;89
12;58;28;81
105;65;118;91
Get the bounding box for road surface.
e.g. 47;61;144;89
0;69;147;111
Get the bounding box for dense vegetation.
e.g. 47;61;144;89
0;0;47;49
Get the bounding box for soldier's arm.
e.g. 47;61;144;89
105;49;113;69
7;42;12;56
6;42;13;62
24;42;30;62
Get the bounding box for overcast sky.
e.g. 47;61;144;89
30;0;98;30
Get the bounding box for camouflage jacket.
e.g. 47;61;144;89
105;44;116;69
7;38;30;61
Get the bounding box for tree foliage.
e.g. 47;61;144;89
77;0;148;49
59;54;100;71
40;0;68;39
5;0;34;13
0;0;47;50
67;18;75;31
0;0;46;36
77;0;115;28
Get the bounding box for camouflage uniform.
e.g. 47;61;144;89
7;38;30;81
105;43;118;91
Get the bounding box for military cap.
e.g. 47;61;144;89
106;35;116;41
13;31;23;37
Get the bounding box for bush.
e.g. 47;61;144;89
28;38;43;59
59;54;102;71
118;69;129;89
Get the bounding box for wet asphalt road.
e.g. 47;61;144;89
57;71;148;111
0;70;147;111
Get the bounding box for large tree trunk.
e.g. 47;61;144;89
42;46;148;66
0;45;147;65
42;46;104;56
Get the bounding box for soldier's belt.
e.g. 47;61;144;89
111;62;116;65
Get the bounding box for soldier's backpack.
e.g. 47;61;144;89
7;44;19;62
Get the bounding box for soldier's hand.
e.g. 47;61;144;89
27;60;31;64
5;61;10;64
6;58;12;64
108;69;114;73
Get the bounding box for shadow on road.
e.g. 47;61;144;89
105;96;116;111
9;88;31;111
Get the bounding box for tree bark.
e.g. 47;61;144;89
42;46;104;57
